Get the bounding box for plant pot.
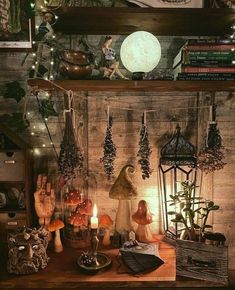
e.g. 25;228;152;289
176;239;228;285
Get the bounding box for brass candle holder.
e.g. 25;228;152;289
90;228;100;267
77;228;112;274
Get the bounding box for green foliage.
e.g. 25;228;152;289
39;100;58;119
1;113;30;132
168;181;220;241
3;81;26;103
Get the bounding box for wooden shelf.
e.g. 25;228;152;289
28;79;235;92
52;7;235;36
0;208;26;213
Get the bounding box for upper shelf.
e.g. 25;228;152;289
27;79;235;92
52;7;235;36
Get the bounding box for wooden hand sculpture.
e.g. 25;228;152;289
34;174;56;228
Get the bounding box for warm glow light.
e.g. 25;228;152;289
120;31;161;73
33;148;40;156
93;204;97;217
91;204;98;229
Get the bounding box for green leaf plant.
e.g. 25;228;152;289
168;180;219;241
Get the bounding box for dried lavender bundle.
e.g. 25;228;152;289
137;120;152;180
100;116;116;180
197;148;226;174
58;113;83;180
197;122;226;173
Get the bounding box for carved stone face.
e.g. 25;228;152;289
7;227;49;275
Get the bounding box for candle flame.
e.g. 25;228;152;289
93;204;97;217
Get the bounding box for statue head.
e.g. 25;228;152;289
7;227;49;275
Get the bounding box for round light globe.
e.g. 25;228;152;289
120;31;161;76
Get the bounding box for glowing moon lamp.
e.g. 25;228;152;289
120;31;161;80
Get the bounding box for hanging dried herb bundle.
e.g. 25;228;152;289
100;116;116;180
137;114;152;180
197;114;226;173
197;147;226;174
58;112;83;180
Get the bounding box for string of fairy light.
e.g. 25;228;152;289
27;1;226;158
30;0;61;81
28;1;62;157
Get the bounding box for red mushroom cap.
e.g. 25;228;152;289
77;199;93;215
64;189;82;205
68;212;88;227
99;214;113;228
48;219;65;232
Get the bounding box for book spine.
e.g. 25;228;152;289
182;66;235;73
186;44;235;51
188;51;234;57
177;76;235;80
187;39;235;44
178;72;235;78
186;60;234;66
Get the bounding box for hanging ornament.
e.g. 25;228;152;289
137;112;152;179
100;106;116;180
39;99;58;119
197;104;226;173
58;92;83;180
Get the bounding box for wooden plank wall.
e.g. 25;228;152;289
0;38;235;270
87;91;197;235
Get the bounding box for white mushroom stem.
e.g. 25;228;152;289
103;228;111;246
54;229;63;253
115;199;132;234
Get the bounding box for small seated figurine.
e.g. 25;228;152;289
132;200;153;243
7;227;49;275
101;36;128;80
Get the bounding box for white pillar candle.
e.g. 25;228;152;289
91;204;98;229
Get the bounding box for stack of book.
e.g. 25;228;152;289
173;39;235;81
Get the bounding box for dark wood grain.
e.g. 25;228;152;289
1;238;233;289
28;79;235;92
51;8;235;36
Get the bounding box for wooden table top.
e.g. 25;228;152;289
0;237;233;289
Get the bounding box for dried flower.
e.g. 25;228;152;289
58;113;83;180
137;118;152;180
197;122;226;173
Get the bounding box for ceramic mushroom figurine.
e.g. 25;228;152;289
68;211;88;232
109;164;138;235
77;199;93;216
48;219;65;253
99;214;113;246
132;200;153;243
63;188;82;223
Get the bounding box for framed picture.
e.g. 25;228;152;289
127;0;204;8
0;0;33;49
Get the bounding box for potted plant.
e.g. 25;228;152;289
168;180;228;285
168;180;220;242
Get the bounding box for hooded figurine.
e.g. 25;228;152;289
109;164;138;235
132;199;153;243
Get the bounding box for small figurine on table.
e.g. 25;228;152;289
34;174;55;229
132;200;153;243
101;36;128;80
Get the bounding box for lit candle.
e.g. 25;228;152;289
91;204;98;229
